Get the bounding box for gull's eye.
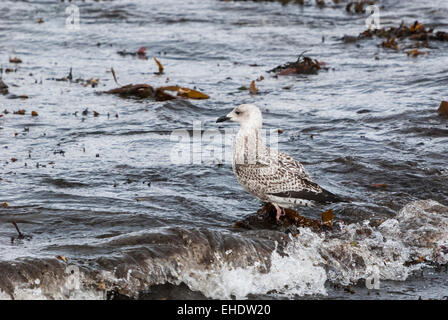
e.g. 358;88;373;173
235;111;241;115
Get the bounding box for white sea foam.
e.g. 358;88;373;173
176;200;448;298
2;200;447;300
179;228;328;299
0;285;104;300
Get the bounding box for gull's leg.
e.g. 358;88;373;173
272;203;285;221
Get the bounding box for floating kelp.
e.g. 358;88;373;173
105;66;208;101
11;221;32;242
159;86;209;99
346;21;448;57
49;68;99;87
359;21;448;42
249;80;258;94
222;0;378;14
381;37;398;51
438;101;448;116
3;68;17;73
0;79;8;94
9;57;22;64
106;84;156;99
13;109;26;115
105;84;209;101
345;0;377;14
153;57;164;74
406;49;425;57
268;53;326;76
117;46;148;60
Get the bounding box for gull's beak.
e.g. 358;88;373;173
216;115;231;123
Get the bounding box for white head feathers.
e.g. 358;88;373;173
217;104;263;130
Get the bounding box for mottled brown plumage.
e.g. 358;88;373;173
217;104;343;220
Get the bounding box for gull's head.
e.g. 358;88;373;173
216;104;262;129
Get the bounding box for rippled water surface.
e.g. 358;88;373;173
0;0;447;299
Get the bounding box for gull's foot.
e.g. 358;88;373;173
273;203;285;221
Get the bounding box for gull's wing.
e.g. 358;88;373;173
234;149;343;205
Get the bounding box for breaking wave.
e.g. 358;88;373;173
1;200;447;300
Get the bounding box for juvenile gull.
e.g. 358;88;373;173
216;104;344;220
